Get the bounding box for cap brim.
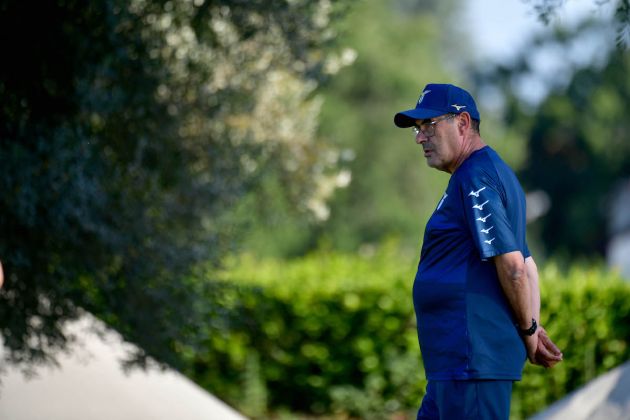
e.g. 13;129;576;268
394;108;444;128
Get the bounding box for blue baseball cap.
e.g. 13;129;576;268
394;83;480;128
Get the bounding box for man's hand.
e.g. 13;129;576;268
532;327;563;368
523;333;539;364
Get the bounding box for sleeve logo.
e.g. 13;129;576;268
469;184;496;247
480;226;494;234
472;200;489;210
468;187;486;197
476;213;492;223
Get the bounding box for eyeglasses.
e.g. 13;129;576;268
411;114;457;138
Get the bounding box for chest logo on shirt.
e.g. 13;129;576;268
484;237;496;245
472;200;489;211
468;187;486;197
436;193;448;210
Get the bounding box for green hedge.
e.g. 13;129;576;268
186;247;630;419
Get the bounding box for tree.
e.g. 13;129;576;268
473;20;630;258
237;0;471;256
221;0;534;258
0;0;351;369
525;0;630;46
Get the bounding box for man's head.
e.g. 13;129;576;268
394;83;483;173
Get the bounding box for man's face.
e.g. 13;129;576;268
413;114;461;173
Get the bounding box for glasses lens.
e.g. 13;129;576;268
419;121;435;137
412;123;433;137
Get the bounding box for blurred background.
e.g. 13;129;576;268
1;0;630;418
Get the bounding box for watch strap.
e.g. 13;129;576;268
518;318;538;336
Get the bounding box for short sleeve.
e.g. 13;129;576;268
459;176;520;260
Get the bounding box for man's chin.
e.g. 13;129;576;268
424;156;438;167
425;157;448;172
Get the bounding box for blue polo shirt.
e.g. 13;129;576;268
413;146;530;381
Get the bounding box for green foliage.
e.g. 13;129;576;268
240;0;474;257
187;243;424;418
0;0;352;369
522;50;630;257
316;0;457;253
310;0;527;255
190;249;630;418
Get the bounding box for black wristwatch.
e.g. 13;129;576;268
518;318;538;336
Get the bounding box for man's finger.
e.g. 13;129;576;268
539;330;562;358
534;347;561;368
536;340;555;360
538;341;563;362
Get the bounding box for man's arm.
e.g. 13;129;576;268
493;251;538;362
525;256;563;367
0;259;4;289
525;256;540;323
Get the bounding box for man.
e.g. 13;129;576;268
393;83;562;419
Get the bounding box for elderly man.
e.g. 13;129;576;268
394;83;562;419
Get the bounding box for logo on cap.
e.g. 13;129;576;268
451;104;466;111
417;90;431;105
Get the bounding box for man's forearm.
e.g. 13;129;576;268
494;251;533;329
525;256;540;323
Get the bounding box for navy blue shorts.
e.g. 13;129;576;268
417;380;513;420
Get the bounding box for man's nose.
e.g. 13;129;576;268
415;132;429;145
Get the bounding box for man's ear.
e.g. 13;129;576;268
457;112;471;135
